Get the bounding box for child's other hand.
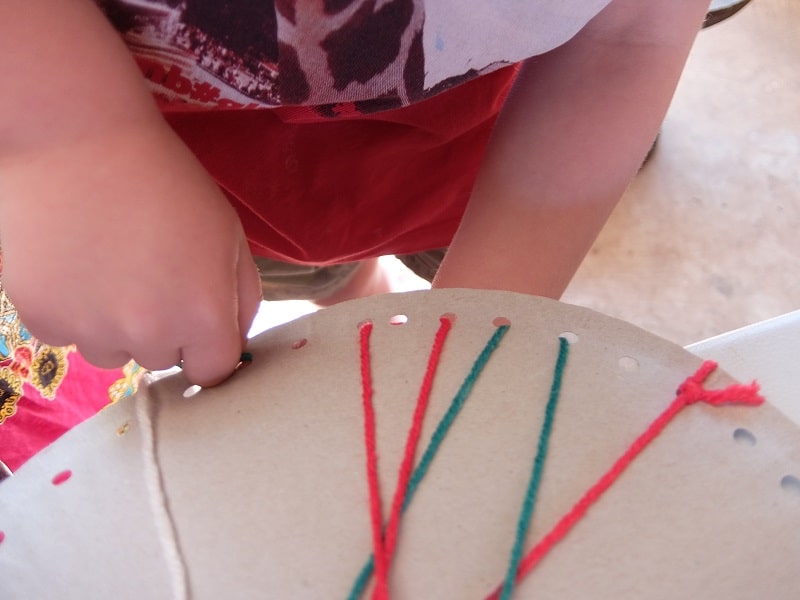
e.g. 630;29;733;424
0;124;263;387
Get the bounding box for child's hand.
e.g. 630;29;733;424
0;0;262;386
0;123;263;387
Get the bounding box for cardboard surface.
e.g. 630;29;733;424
1;290;798;599
688;310;800;425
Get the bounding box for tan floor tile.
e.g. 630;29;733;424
563;0;800;345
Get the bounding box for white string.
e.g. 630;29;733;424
136;390;190;600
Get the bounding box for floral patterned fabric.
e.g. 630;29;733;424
0;285;144;473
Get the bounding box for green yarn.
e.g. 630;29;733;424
499;336;570;600
347;324;510;600
403;324;510;511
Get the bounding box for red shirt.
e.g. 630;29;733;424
163;65;518;264
99;0;608;264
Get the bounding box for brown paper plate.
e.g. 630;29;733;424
1;290;797;599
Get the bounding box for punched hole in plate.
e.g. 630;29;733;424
780;475;800;496
183;384;202;399
559;331;579;344
493;317;511;327
732;427;757;446
52;470;72;486
389;314;408;325
234;352;253;374
618;356;639;372
292;338;308;350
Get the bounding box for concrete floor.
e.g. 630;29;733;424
255;0;799;346
562;0;800;345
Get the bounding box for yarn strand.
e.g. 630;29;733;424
358;321;389;600
348;323;510;600
136;392;190;600
485;360;764;599
380;317;453;587
499;336;570;600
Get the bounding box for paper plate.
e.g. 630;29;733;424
1;290;797;599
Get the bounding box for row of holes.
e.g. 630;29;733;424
733;428;800;493
2;427;796;547
184;316;564;398
44;434;800;498
176;315;798;497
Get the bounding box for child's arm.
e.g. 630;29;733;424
0;0;262;386
433;0;709;298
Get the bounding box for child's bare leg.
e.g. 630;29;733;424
314;258;392;307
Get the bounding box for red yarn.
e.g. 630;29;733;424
360;316;453;600
382;317;453;578
359;321;389;600
485;360;764;599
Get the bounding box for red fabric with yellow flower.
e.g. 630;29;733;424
0;288;142;474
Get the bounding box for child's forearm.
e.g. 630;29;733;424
0;1;262;386
433;0;710;298
0;0;163;162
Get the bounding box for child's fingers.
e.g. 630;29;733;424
72;345;133;371
117;345;181;373
178;316;244;388
180;237;260;387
